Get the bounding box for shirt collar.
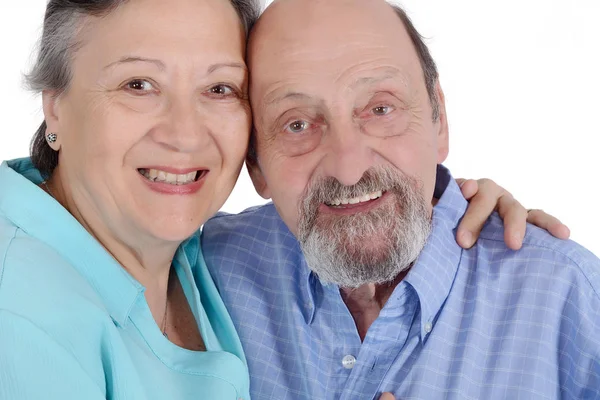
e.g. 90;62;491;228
0;158;148;327
405;164;466;342
286;222;317;325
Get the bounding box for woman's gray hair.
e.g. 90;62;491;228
27;0;261;177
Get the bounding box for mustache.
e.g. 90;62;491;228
301;165;411;208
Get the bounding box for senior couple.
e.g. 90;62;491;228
0;0;597;399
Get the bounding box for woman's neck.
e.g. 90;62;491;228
43;173;179;322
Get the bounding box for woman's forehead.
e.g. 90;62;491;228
72;0;246;69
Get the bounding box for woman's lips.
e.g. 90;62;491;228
137;167;209;195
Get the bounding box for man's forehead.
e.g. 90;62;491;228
248;0;426;117
262;66;409;107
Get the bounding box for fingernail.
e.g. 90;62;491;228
510;233;523;250
460;231;473;246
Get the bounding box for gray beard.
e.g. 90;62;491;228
297;166;432;288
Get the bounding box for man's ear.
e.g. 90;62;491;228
42;90;63;151
246;134;272;199
434;80;449;164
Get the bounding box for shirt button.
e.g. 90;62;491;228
424;321;433;334
342;354;356;369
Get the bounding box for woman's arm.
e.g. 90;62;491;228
456;178;570;250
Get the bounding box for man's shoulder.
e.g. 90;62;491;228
205;202;283;232
202;202;297;254
477;213;600;296
201;203;306;286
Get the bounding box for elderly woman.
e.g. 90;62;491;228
0;0;567;399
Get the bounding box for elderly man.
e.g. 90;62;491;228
202;0;600;399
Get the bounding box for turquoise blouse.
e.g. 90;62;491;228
0;158;250;400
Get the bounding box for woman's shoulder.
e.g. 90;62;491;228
0;216;112;334
0;217;138;397
0;219;117;398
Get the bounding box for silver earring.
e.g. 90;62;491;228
46;133;58;144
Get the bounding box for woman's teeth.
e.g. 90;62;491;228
139;169;199;185
326;190;383;207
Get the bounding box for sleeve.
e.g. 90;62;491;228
558;255;600;399
0;310;107;400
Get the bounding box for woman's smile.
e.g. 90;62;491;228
138;167;209;195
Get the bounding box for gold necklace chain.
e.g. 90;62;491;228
161;292;169;338
161;270;172;338
41;181;54;198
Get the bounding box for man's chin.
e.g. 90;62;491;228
309;258;409;289
341;236;395;263
302;235;403;287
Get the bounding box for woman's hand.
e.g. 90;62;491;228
456;178;570;250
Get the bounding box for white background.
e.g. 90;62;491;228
0;0;598;257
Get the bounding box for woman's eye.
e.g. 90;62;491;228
372;105;393;116
286;120;309;134
209;84;234;96
126;79;155;93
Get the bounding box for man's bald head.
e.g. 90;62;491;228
248;0;439;116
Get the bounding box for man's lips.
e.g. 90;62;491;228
319;191;390;216
325;190;383;207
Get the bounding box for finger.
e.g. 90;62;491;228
496;195;527;250
379;393;396;400
458;179;479;200
527;209;571;240
457;180;503;249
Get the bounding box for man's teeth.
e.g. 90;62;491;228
327;190;383;206
140;169;199;185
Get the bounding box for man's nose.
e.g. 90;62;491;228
152;96;209;153
321;123;375;186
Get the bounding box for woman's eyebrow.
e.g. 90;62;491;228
207;62;247;74
102;56;166;71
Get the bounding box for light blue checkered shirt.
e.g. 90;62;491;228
202;165;600;400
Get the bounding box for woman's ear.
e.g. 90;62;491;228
42;90;62;151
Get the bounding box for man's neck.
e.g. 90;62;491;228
339;271;408;341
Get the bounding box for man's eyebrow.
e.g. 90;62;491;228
348;68;403;90
103;56;166;71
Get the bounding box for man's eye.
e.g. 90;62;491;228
209;85;234;96
372;105;393;116
286;120;309;134
126;79;155;92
